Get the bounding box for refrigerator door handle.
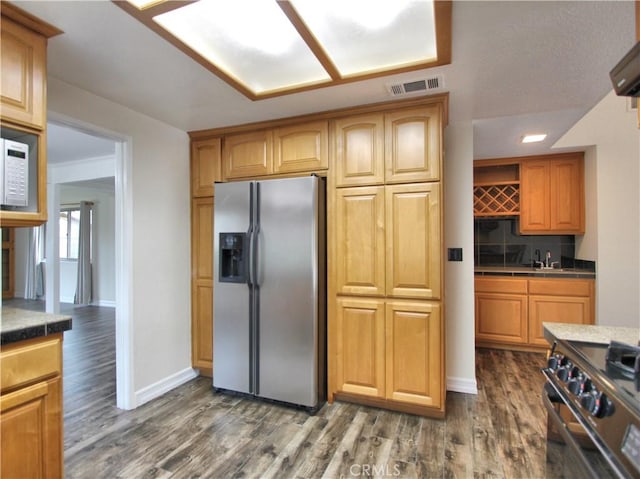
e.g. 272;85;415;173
254;182;261;286
247;183;255;286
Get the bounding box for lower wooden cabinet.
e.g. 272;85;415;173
191;197;214;376
332;297;443;416
474;276;594;349
1;334;64;479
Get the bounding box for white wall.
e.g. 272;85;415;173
47;78;194;407
555;91;640;327
444;120;477;394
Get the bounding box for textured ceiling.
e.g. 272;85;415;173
13;0;638;162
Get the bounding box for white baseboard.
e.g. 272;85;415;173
134;367;198;408
93;300;116;308
446;376;478;395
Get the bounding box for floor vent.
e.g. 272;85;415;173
386;75;444;96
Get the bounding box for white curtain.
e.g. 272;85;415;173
24;224;45;299
74;201;93;305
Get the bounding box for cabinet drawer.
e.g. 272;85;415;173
475;277;528;294
528;278;592;297
1;335;62;393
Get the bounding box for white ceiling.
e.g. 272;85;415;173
14;1;638;163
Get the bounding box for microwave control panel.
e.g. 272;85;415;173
1;138;29;207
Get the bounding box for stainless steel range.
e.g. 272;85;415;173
543;339;640;478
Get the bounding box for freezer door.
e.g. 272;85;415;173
256;176;322;407
213;181;253;394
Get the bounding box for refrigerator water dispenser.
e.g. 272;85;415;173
219;232;247;283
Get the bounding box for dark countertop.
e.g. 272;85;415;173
475;266;596;279
1;307;72;345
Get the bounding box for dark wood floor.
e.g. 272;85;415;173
4;299;550;478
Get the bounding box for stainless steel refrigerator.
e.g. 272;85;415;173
212;175;325;410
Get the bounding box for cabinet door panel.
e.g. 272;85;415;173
333;114;384;186
385;301;442;408
0;19;46;130
191;197;214;374
335;297;385;398
223;131;272;179
274;121;328;173
335;187;385;296
520;160;550;233
550;159;584;233
385;106;441;183
386;183;441;299
191;138;221;197
475;293;528;344
529;295;591;346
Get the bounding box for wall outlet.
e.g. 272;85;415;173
448;248;463;261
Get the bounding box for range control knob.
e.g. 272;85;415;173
580;389;616;418
556;360;573;382
568;370;586;396
547;354;563;370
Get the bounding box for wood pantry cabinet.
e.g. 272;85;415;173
188;94;449;415
0;5;61;227
1;334;64;479
334;298;443;411
474;276;595;350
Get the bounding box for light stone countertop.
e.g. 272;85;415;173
543;322;639;346
1;307;72;345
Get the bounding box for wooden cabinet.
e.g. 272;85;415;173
2;228;15;298
333;298;443;410
528;279;594;346
1;334;64;479
1;17;47;130
190;197;214;376
520;153;584;234
334;186;385;296
474;276;594;349
332;106;442;187
335;297;385;398
332;113;385;187
386;183;441;300
191;138;221;197
475;277;528;345
222;130;273;179
385;106;441;184
385;301;442;408
0;6;61;228
273;121;328;173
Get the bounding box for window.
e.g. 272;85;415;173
59;207;90;260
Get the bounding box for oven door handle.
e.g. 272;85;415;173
542;392;604;479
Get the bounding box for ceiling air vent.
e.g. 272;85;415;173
386;75;444;97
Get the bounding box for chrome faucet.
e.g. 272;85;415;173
545;250;551;268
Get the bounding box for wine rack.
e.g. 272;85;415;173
473;182;520;216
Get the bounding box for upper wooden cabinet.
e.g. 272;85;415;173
332;106;442;186
273;121;328;173
0;17;47;131
520;153;585;235
333;113;385;187
385;106;441;184
0;6;61;228
191;138;221;197
223;130;273;180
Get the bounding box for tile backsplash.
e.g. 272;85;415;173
474;218;575;267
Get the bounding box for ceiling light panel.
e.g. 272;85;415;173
521;134;547;143
154;0;330;94
290;0;437;77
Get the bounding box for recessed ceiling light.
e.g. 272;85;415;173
521;134;547;144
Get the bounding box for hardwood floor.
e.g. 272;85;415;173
3;299;550;478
